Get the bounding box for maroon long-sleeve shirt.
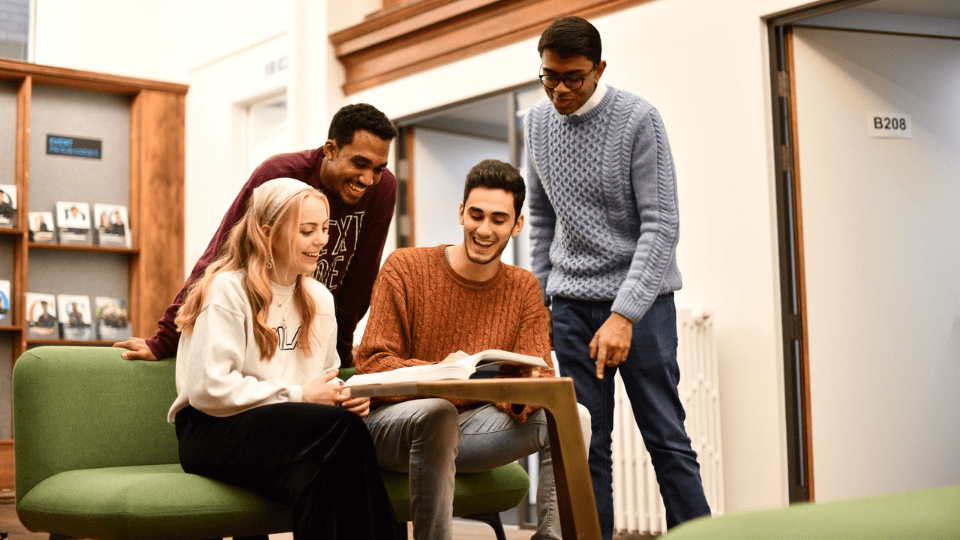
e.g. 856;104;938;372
146;147;396;367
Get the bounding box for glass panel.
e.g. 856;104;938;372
513;84;544;272
0;81;16;219
0;0;30;61
515;85;545;122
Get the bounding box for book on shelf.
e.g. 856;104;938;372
0;280;9;323
95;296;131;341
28;211;56;243
26;292;59;339
93;203;131;248
0;184;16;228
343;349;549;387
55;201;92;245
57;293;93;341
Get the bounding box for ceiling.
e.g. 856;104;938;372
414;94;511;141
853;0;960;20
799;0;960;37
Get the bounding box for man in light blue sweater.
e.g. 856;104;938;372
524;16;710;537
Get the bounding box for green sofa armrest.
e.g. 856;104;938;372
13;346;180;506
17;464;292;540
660;485;960;540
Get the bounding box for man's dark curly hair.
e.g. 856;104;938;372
462;159;525;220
537;16;602;65
328;103;398;148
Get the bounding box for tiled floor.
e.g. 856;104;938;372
0;503;532;540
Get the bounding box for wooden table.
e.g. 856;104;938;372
350;377;601;540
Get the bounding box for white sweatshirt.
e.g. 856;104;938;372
167;270;339;422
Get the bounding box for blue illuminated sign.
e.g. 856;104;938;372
47;135;102;159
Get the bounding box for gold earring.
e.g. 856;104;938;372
267;258;273;270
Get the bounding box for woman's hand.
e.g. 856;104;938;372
303;374;370;417
339;391;371;418
302;371;348;406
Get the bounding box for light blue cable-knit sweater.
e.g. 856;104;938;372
524;85;682;323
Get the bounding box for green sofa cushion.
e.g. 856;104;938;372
661;485;960;540
381;462;530;522
17;461;529;539
17;464;291;540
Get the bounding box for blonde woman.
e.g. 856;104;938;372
168;178;397;540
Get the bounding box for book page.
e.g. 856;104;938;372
344;349;548;387
344;361;471;387
466;349;548;368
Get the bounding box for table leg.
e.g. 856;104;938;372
412;379;601;539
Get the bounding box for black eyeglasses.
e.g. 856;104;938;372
538;64;597;90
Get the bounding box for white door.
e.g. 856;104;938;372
792;27;960;502
246;94;289;177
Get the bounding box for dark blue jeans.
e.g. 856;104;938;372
552;294;710;537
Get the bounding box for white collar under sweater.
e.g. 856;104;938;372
570;82;607;117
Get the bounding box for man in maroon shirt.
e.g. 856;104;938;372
116;103;399;367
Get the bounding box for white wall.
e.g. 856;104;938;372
327;0;381;33
347;0;820;513
34;0;184;81
182;32;293;269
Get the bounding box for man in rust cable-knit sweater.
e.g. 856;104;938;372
357;159;590;540
115;103;398;368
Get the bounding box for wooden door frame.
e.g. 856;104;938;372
764;0;876;503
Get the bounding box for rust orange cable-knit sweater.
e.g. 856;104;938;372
357;244;555;423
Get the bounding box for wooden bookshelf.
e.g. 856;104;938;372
0;58;187;495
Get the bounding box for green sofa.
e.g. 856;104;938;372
13;346;530;540
660;485;960;540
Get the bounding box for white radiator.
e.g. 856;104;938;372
612;308;724;535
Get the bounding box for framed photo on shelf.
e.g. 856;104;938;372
29;211;56;243
0;184;17;228
95;296;131;341
26;292;59;339
93;203;131;248
57;293;93;341
0;280;10;324
55;201;92;244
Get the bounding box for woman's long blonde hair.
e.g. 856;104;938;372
176;182;330;360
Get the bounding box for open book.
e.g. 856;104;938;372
344;349;548;387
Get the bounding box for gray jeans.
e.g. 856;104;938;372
365;399;560;540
